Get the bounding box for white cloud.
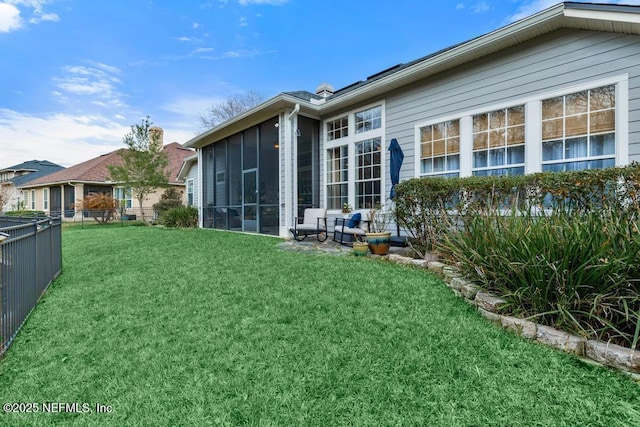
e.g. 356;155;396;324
0;3;22;32
1;0;58;31
192;22;201;29
53;63;126;109
0;109;129;167
0;109;196;168
192;47;214;54
239;16;248;26
456;3;465;10
471;1;490;13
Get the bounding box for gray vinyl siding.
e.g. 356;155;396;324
384;29;640;183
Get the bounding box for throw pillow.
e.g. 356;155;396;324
347;213;361;228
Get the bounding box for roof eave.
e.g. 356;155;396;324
183;94;319;149
320;2;640;113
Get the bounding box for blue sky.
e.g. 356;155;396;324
1;0;638;168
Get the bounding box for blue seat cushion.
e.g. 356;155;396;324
347;213;361;228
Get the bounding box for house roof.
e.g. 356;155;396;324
0;160;65;186
177;154;198;181
184;1;640;150
19;142;194;188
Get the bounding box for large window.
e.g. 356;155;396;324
419;120;460;178
43;188;49;210
473;106;525;176
326;146;349;210
541;85;615;172
327;116;348;141
114;187;132;209
325;103;384;211
355;138;382;209
355;105;382;134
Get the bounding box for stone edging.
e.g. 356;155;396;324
384;254;640;382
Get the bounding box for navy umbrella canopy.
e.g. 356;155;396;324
388;138;404;199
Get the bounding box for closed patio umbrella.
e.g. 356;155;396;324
388;138;404;199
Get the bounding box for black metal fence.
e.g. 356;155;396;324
0;216;62;355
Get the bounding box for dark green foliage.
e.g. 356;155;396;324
107;117;169;222
395;163;640;349
153;187;183;218
3;210;46;217
161;205;198;228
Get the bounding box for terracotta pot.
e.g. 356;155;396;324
366;232;392;255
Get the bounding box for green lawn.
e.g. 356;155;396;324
0;226;638;426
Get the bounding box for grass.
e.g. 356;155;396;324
0;226;638;426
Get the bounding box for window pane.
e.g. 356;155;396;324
447;137;460;154
590;110;615;133
473;115;488;133
565;114;588;137
420;126;432;142
542;119;563;140
566;91;588;115
542;140;563;161
433;156;445;172
507;146;525;164
508;106;525;125
489;110;505;129
433;139;445;156
421;159;432;174
590;133;615;156
474;151;487;168
566;137;587;159
542;97;563;119
473;132;488;150
591;85;615;110
421;141;432;158
489;148;505;166
507;126;525;145
489;129;504;148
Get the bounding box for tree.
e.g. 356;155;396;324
108;117;169;222
82;193;118;224
199;90;264;130
153;187;183;220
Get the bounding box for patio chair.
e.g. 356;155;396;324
290;208;328;242
333;209;371;246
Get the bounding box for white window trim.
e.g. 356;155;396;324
414;75;629;178
43;188;49;211
323;101;386;212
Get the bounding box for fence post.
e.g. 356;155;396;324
33;219;38;308
0;232;7;351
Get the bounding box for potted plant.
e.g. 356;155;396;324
341;202;352;219
352;235;369;256
366;204;393;255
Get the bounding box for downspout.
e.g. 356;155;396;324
286;104;300;233
67;182;77;220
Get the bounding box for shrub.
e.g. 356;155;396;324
396;163;640;349
161;206;198;228
440;209;640;348
153;188;183;218
81;193;118;224
4;210;46;217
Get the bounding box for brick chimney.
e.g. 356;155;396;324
149;126;164;148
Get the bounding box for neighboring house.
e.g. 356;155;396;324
184;2;640;238
0;160;65;213
177;154;199;209
20;132;194;219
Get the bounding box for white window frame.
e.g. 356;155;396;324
324;101;386;212
414;75;629;178
31;190;35;210
43;188;49;211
